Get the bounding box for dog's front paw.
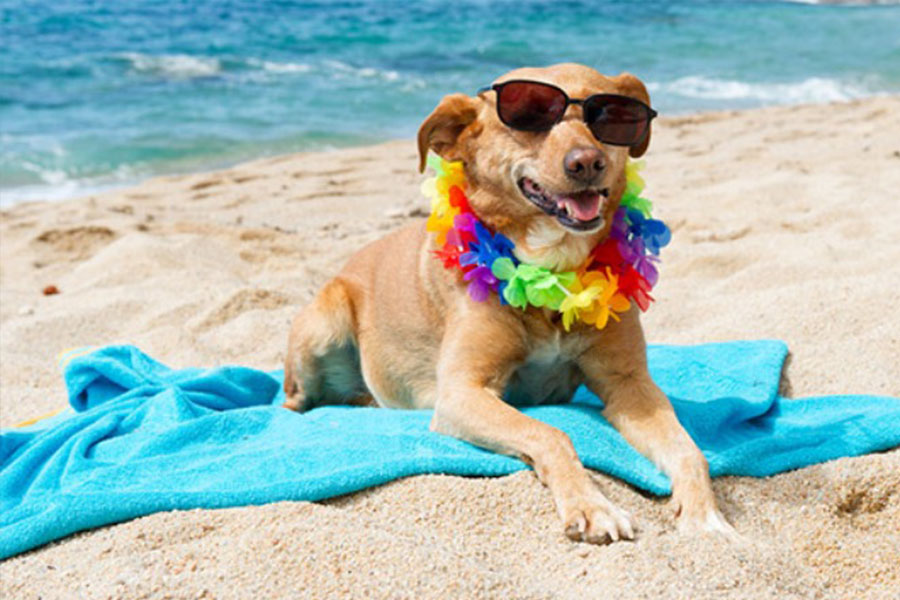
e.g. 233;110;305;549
675;501;742;542
559;491;636;545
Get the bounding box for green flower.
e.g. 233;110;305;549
622;159;653;218
621;190;653;218
492;258;576;311
492;258;528;308
525;269;575;310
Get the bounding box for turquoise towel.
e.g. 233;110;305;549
1;340;898;559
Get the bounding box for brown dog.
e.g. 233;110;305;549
284;63;734;544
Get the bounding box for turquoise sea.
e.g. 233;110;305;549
1;0;899;203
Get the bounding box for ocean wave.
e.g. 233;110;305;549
0;167;137;205
244;58;313;74
119;53;222;79
651;76;871;104
115;53;408;84
322;59;401;82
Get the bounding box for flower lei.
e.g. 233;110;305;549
422;155;670;331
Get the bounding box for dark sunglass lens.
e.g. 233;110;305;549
497;82;567;131
585;96;649;146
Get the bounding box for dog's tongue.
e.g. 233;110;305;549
556;191;602;221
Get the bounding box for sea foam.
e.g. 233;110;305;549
651;76;871;105
120;53;223;79
245;59;313;74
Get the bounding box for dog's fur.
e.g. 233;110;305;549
284;64;734;544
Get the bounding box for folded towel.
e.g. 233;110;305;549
1;340;898;559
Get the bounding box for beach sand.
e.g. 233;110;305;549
2;97;899;599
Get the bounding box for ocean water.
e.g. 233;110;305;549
1;0;899;203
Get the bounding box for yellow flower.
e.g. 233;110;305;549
435;162;466;197
424;158;468;246
625;159;646;193
426;198;458;245
559;270;631;331
560;275;603;331
580;270;631;330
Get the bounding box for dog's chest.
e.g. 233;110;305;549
518;222;596;272
503;334;583;406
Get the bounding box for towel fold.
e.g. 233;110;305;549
2;340;898;559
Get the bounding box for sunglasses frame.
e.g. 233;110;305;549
477;79;658;147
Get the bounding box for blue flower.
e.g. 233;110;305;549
460;222;516;267
625;208;671;256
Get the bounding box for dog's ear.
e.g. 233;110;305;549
612;72;653;158
417;94;479;173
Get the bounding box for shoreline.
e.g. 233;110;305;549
2;96;899;599
4;95;897;210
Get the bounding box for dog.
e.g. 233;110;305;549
284;63;734;544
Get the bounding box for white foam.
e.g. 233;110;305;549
322;59;401;82
1;180;93;205
246;58;312;74
0;163;142;206
240;58;406;84
121;53;222;79
652;76;871;104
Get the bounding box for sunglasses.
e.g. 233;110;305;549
477;79;657;147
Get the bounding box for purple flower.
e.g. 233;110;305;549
633;252;660;286
463;265;498;302
454;212;477;234
610;207;630;242
617;235;659;286
618;233;644;264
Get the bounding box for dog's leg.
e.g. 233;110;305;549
283;278;367;412
578;318;736;538
596;374;734;536
432;309;636;544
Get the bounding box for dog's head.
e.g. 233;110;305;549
417;63;652;270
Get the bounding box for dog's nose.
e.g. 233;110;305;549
563;147;605;183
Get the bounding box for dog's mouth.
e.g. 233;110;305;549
517;177;608;232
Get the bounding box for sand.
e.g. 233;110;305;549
1;96;899;599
